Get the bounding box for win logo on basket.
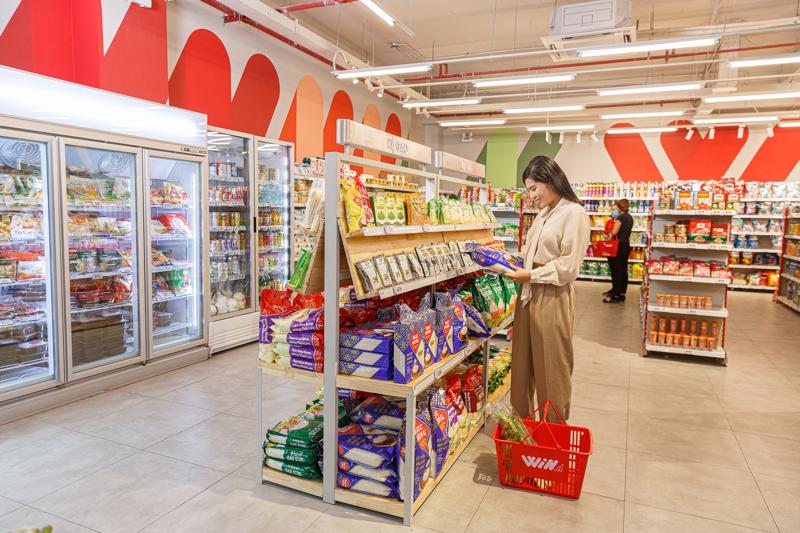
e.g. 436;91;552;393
520;455;564;472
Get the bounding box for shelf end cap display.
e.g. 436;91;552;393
336;119;432;165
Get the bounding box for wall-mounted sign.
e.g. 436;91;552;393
434;150;486;179
337;119;431;165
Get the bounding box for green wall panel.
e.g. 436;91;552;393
516;133;561;187
486;129;519;188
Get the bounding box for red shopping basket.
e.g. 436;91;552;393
590;239;618;258
492;400;592;499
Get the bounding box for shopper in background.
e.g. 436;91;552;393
504;156;590;422
603;199;634;304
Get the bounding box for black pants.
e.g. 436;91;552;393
607;242;631;296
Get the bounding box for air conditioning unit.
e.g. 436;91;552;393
542;0;636;61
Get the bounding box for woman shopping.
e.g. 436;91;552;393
504;156;590;422
603;199;634;304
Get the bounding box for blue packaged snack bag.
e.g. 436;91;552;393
427;388;450;478
337;471;399;499
463;302;491;337
338;362;392;380
466;243;523;274
350;396;405;430
337;457;397;483
339;324;394;353
417;295;440;364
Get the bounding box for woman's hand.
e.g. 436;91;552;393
505;267;531;283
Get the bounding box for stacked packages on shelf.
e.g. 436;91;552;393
579;261;644;281
656;179;739;212
574;181;660;199
653;219;729;245
647;257;729;279
487;187;523;210
647;315;722;352
258;289;325;372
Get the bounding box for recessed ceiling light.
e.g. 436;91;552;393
598;83;704;97
439;119;506;127
578;37;719;58
601;111;685;120
402;97;481;109
334;63;432;79
606;127;679;134
703;91;800;103
360;0;394;26
693;116;778;124
729;55;800;68
472;73;575;88
527;124;594;132
504;104;585;114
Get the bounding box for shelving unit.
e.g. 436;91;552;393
642;209;734;363
255;120;504;526
776;210;800;313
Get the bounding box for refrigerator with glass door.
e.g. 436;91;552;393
256;138;293;292
0;130;62;402
145;152;207;358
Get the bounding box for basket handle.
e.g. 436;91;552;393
528;400;566;450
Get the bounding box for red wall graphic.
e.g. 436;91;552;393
0;0;402;152
604;123;664;182
741;127;800;182
661;120;748;181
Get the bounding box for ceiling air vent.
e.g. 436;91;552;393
541;0;636;62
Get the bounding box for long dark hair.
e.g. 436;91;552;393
522;156;582;204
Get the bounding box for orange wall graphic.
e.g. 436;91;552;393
603;123;663;182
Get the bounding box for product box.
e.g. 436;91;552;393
688;219;712;242
389;320;427;383
695;191;712;210
726;192;740;211
339;325;394;354
339;347;392;367
711;192;727;210
338;361;392;380
676;191;694;210
710;223;729;243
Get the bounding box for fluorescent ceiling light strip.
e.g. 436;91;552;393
439;119;506;127
779;121;800;128
504;104;585;114
578;37;719;58
527;124;594;132
360;0;394;26
334;63;432;79
402;97;481;108
729;55;800;68
472;73;575;88
598;83;704;96
703;90;800;103
606;127;678;134
601;110;685;120
693;116;778;124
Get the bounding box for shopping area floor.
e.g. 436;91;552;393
1;282;799;533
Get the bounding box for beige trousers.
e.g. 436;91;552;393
510;283;576;422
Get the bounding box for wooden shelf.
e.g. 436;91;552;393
729;264;779;270
488;375;511;404
781;272;800;284
334;413;486;518
729;285;776;291
647;304;728;318
777;296;800;313
259;360;323;384
645;343;726;359
262;466;323;498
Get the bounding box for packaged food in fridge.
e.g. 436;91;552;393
0;260;16;282
16;260;44;280
67;176;100;203
150;218;168;235
158;214;191;235
10;213;42;240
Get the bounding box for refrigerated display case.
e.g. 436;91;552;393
62;140;142;377
146;152;206;357
0;131;61;401
256;139;292;291
207;129;253;319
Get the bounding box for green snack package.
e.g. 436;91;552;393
263;441;318;465
288;248;312;288
267;415;324;448
264;457;321;478
494;410;535;445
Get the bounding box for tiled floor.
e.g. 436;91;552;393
0;281;799;533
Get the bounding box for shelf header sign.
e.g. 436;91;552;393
434;150;486;179
337;119;431;165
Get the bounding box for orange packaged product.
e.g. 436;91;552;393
658;318;667;333
700;321;709;336
680;319;687;334
697;336;707;350
705;296;713;309
657;332;666;344
670;318;678;333
656;293;664;305
689;320;698;335
649;331;658;344
683;334;692;348
687;295;696;308
679;295;688;308
665;332;674;345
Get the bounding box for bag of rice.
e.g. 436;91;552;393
350;396;405;430
339;347;392;367
272;331;324;348
263;442;318;465
337;471;398;499
270;308;324;333
264;457;320;478
338;457;397;483
267;416;324;448
337;433;397;469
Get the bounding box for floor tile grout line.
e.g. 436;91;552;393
625;500;774;533
23;502;104;533
709;372;782;533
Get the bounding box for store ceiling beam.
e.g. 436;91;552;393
276;0;357;13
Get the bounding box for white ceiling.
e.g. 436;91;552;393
260;0;800;130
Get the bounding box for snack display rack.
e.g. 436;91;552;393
255;120;507;525
776;207;800;313
641;194;735;362
490;189;522;252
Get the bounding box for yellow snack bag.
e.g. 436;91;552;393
341;176;365;232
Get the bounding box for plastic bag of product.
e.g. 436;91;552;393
270;308;324;333
493;410;535;445
342;175;367;233
463;302;491;337
272;331;324;348
350;396;405;430
263;442;318;465
337;433;397;469
338;423;398;436
337;457;397;483
427;387;450;478
267;416;324;448
461;365;485;413
397;400;433;501
466;243;523;274
337;471;398;499
264;457;320;479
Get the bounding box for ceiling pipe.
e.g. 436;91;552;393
199;0;406;100
402;41;800;84
278;0;357;13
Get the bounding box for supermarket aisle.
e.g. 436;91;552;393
0;281;798;533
